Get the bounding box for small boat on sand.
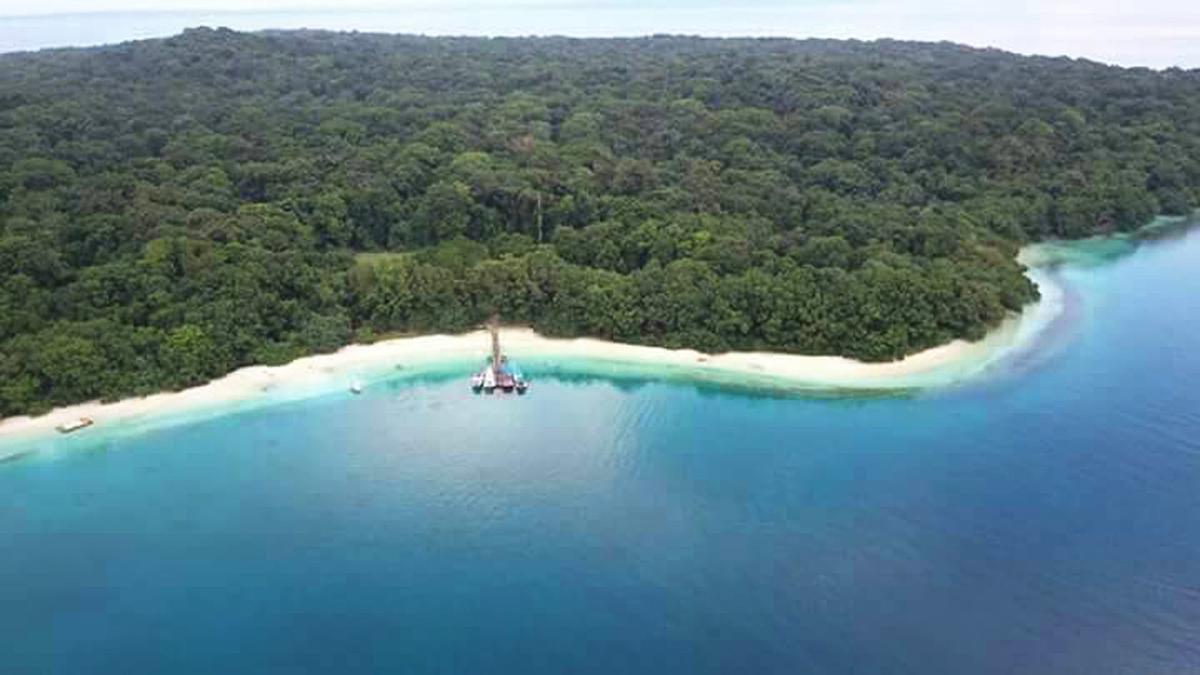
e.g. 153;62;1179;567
56;417;94;434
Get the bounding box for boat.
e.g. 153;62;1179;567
508;361;529;393
494;356;516;392
497;371;516;392
350;380;364;394
56;417;94;434
477;325;529;395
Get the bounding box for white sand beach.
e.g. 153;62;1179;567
0;251;1065;447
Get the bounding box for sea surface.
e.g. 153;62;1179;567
3;226;1200;674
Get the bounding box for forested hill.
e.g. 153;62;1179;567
2;30;1199;415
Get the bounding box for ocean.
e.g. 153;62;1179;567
2;225;1199;673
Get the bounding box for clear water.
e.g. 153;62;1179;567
3;227;1200;674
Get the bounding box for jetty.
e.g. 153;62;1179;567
471;320;528;395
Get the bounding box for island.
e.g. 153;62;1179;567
0;29;1197;421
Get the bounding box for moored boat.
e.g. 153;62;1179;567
477;325;529;396
497;371;516;392
508;360;529;393
350;380;364;394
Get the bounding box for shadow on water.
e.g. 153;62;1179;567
530;365;916;403
0;450;35;465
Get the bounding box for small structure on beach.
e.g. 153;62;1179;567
56;417;94;434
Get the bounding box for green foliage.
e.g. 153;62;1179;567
162;324;219;385
1;29;1197;415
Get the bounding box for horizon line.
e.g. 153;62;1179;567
2;11;1196;71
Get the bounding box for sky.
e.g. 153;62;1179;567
1;0;1198;69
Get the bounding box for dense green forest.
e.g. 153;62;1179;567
1;29;1198;415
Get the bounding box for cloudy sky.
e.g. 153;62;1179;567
2;0;1198;68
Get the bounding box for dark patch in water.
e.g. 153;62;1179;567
0;450;36;465
539;366;915;403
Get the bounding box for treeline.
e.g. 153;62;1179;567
353;238;1032;354
1;29;1198;414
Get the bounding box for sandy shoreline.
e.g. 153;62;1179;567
0;251;1065;448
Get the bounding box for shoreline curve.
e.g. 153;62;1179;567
0;246;1067;450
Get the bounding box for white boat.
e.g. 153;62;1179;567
350;380;364;394
470;371;485;390
483;367;497;392
56;417;94;434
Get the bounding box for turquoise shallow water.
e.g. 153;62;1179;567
3;226;1200;673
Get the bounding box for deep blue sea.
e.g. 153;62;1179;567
3;226;1200;674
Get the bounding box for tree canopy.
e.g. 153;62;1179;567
1;29;1198;414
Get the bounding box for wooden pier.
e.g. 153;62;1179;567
489;319;502;371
